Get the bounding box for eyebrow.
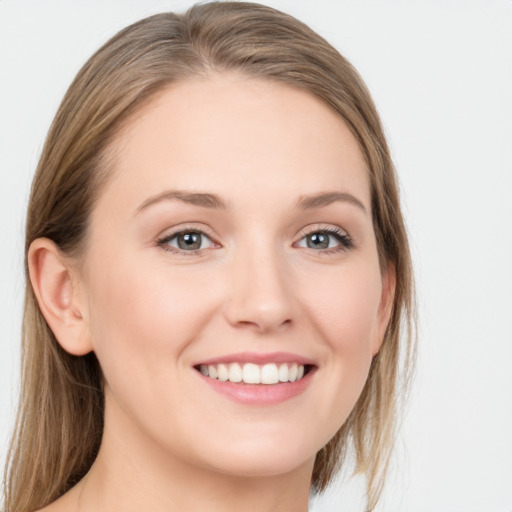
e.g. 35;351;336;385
296;191;367;213
135;190;229;214
135;189;367;215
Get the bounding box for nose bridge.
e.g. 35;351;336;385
224;233;295;332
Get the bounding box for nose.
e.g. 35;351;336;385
223;244;296;334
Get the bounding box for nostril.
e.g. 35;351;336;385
232;317;293;334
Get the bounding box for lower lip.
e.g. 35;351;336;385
197;370;314;405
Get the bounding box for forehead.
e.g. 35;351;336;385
99;73;370;213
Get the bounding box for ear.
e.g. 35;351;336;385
28;238;93;356
372;262;396;356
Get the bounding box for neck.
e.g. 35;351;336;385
71;396;314;512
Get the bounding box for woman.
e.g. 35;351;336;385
3;2;415;511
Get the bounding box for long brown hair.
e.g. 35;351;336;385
3;3;415;511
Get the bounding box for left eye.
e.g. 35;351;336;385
296;230;348;250
161;231;214;251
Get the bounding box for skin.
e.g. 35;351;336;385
30;73;394;512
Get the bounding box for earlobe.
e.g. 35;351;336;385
28;238;92;356
372;263;396;356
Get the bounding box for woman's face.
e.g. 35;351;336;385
78;74;392;478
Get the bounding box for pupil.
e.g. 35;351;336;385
308;233;329;249
178;232;201;250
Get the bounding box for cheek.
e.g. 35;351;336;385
305;261;382;354
299;260;382;414
84;254;218;386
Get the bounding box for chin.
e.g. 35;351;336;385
203;450;314;480
186;424;320;479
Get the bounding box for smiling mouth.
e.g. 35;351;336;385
194;362;313;385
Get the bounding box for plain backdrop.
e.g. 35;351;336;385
1;1;511;511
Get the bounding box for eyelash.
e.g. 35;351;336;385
157;226;218;256
297;227;354;254
156;226;354;256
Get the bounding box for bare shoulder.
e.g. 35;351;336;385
36;500;73;512
35;484;81;512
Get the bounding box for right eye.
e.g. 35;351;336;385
158;230;216;253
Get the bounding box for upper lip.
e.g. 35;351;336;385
193;351;317;367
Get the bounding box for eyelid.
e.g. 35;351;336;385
293;223;354;252
156;223;221;254
295;223;349;240
155;222;354;256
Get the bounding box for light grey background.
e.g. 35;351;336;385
1;1;511;511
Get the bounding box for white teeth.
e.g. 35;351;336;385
243;363;261;384
208;365;217;379
278;363;289;382
261;363;279;384
289;363;298;382
199;362;307;384
217;363;229;382
228;362;243;382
